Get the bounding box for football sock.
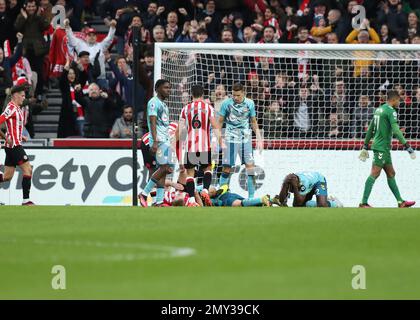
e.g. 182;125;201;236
242;198;262;207
186;177;195;198
203;171;212;191
362;175;376;204
155;187;164;204
22;175;31;200
142;178;157;196
219;172;230;187
387;177;404;203
305;200;317;207
247;175;255;199
328;200;338;208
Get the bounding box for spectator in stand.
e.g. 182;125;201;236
0;0;16;48
77;83;117;138
112;3;141;55
340;0;358;40
198;0;222;42
165;11;181;42
345;18;380;44
295;26;317;43
263;6;281;39
211;84;227;114
406;12;420;43
245;71;263;107
377;0;407;42
289;86;321;138
0;33;23;105
243;26;256;43
110;105;136;138
346;19;380;78
400;86;420;139
14;0;50;99
258;25;278;43
311;9;346;43
256;56;276;87
124;15;152;57
39;0;53;23
326;111;349;139
411;34;420;44
106;52;144;110
197;27;211;43
73;51;101;85
380;24;392;43
230;12;245;42
220;27;235;43
143;1;160;30
176;22;198;42
326;32;339;43
143;50;154;83
310;15;328;42
152;25;166;42
64;18;117;90
263;101;284;139
58;57;84;138
352;94;375;138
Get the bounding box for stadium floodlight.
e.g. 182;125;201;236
154;43;420;206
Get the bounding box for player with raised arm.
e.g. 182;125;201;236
179;84;220;206
218;82;263;199
359;90;416;208
272;171;343;208
138;79;175;207
0;80;34;205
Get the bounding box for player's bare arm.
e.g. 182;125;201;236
149;115;158;154
250;116;263;153
217;115;225;147
210;115;221;142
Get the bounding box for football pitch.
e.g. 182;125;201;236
1;206;420;299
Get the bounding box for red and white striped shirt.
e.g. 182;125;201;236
180;100;214;153
1;102;24;148
163;190;190;206
141;122;178;146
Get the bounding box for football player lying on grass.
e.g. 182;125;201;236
168;190;204;207
208;186;271;207
272;171;343;208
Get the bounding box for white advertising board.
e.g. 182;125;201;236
0;149;418;207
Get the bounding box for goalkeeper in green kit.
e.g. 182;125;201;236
359;90;416;208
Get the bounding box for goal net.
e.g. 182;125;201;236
154;43;420;207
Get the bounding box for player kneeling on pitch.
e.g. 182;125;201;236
208;186;271;207
272;171;342;208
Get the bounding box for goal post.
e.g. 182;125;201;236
153;43;420;207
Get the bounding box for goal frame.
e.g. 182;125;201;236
153;43;420;149
154;42;420;84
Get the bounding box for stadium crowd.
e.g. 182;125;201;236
0;0;419;140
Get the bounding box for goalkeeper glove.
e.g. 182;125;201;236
404;143;416;159
358;144;369;162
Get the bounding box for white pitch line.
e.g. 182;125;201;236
1;238;196;262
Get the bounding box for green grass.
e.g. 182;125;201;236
0;206;420;299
